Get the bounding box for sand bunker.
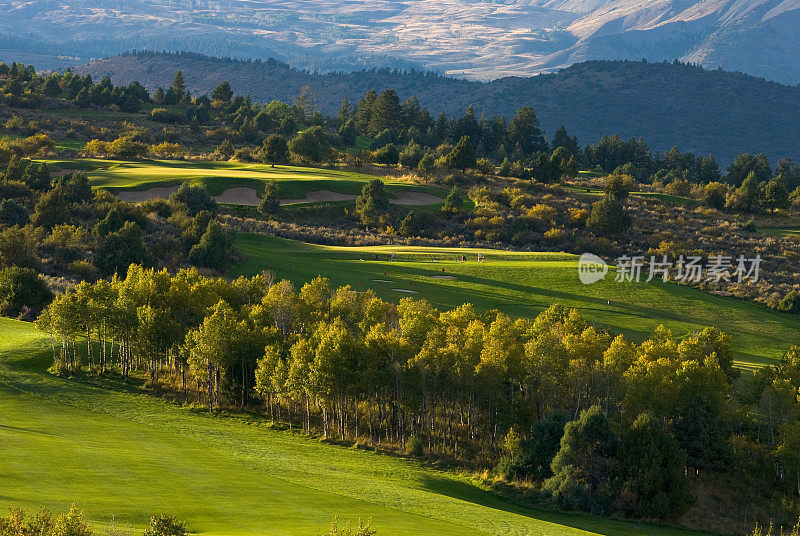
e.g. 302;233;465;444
116;186;180;203
213;187;261;205
390;192;443;205
429;275;456;280
117;185;442;207
392;288;418;293
372;279;393;283
281;190;357;205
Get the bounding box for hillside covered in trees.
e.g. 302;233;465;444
2;57;800;535
79;52;800;164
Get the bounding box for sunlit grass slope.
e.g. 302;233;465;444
46;158;446;200
231;234;800;368
0;317;702;536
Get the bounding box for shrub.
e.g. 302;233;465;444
169;183;218;216
544;406;616;515
445;136;476;171
321;517;376;536
614;413;690;519
777;291;800;314
398;210;420;237
261;134;289;166
0;266;53;318
417;153;435;176
150;142;186;159
95;222;154;277
338;119;358;146
525;203;557;230
441;187;463;219
398;140;424;168
143;514;187;536
405;434;424;456
150;108;185;124
355;179;390;228
703;181;728;209
586;196;631;237
0;224;41;269
373;144;399;166
188;220;236;272
666;177;692;197
259;180;280;216
289;126;331;163
0;199;29;226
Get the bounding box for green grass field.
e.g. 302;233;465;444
231;234;800;368
0;317;705;536
560;184;697;206
760;226;800;238
45;159;447;202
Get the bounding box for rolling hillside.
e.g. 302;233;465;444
0;316;703;536
230;234;800;369
78;52;800;163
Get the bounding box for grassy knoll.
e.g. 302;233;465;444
231;234;800;368
760;226;800;238
0;317;703;536
560;184;697;206
45;158;447;202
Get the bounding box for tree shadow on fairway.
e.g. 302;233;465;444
419;474;696;536
446;269;699;324
0;423;55;436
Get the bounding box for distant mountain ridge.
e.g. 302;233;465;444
1;0;799;83
78;52;800;164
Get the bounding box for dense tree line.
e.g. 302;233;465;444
35;266;800;521
0;155;238;318
4;62;800;202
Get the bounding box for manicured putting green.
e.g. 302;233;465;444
47;158;446;201
231;234;800;368
0;318;701;536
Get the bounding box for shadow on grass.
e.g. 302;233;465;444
0;423;55;436
420;474;703;536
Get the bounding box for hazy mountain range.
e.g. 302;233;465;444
1;0;800;83
79;52;800;163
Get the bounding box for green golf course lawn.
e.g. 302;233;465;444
231;233;800;368
45;158;448;202
0;317;703;536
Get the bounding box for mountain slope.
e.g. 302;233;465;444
1;0;800;83
79;52;800;163
540;0;800;83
